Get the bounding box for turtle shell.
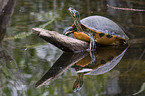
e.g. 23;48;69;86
80;16;129;40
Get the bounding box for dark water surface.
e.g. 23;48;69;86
0;0;145;96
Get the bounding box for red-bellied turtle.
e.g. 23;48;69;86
63;7;129;50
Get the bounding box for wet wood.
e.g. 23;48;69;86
32;28;89;52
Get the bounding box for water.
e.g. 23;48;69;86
0;0;145;96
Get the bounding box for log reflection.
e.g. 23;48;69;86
36;45;128;92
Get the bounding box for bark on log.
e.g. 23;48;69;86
32;28;89;52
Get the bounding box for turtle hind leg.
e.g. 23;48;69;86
119;39;128;45
114;38;128;45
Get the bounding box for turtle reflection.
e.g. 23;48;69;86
35;46;128;92
72;46;128;92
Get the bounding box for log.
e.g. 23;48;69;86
32;28;89;52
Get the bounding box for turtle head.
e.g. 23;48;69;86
68;7;80;21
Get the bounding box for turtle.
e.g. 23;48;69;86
63;7;129;50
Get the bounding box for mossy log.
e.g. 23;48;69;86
32;28;89;52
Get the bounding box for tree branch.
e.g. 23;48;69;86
32;28;89;52
107;4;145;11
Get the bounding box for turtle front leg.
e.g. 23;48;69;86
88;32;96;51
63;26;74;36
88;32;97;64
89;34;96;51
